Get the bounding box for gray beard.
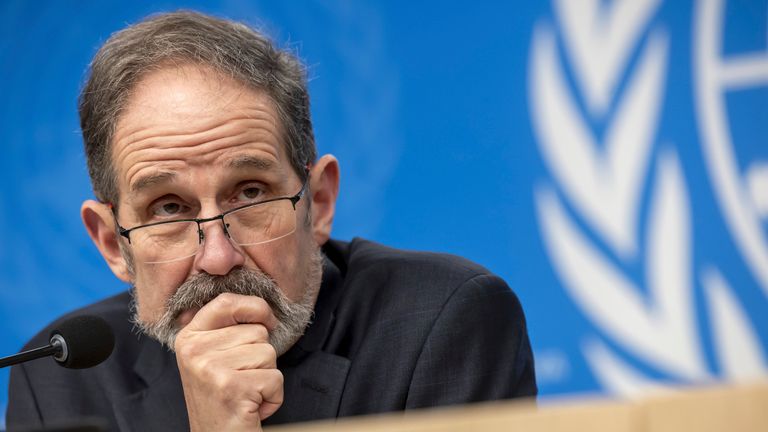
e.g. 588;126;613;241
130;251;322;356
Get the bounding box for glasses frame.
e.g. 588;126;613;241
111;178;308;247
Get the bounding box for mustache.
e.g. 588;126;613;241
165;267;289;324
131;249;323;355
133;266;315;355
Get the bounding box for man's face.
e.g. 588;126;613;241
99;64;326;351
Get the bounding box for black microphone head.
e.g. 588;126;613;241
49;315;115;369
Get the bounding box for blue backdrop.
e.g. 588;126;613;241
2;0;767;425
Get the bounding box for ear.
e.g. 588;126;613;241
81;200;132;283
308;154;340;245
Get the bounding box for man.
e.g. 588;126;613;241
7;11;536;431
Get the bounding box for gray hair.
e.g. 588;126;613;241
79;10;316;204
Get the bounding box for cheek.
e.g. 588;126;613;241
244;231;310;302
132;262;191;322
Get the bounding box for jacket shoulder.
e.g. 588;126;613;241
342;237;494;288
326;238;535;414
326;238;516;352
7;291;142;430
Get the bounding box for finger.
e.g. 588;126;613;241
196;343;277;371
192;368;282;425
187;293;279;332
179;323;270;352
239;369;283;421
259;399;281;421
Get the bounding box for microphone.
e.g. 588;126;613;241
0;315;115;369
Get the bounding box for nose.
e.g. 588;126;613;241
193;218;245;275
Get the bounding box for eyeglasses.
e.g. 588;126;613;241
112;180;307;264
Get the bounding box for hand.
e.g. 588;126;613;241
175;293;284;432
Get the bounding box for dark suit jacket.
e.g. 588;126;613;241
7;238;536;431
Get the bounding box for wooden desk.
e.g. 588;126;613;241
268;382;768;432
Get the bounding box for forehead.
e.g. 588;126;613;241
112;64;291;196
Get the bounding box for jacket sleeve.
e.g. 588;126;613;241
6;362;44;430
404;273;537;408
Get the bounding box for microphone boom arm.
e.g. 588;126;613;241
0;335;64;368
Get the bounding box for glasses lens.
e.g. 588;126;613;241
130;220;200;264
224;199;297;246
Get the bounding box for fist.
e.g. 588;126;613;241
175;293;284;432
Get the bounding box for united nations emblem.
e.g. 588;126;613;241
529;0;767;395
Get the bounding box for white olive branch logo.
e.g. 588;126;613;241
529;0;766;395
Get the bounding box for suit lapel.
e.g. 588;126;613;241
265;351;351;424
113;337;189;431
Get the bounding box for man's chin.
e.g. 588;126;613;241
176;307;200;327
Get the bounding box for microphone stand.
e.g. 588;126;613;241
0;335;65;368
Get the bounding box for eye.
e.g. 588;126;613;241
235;185;265;203
150;199;191;218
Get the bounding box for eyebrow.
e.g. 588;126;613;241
130;171;177;194
128;156;275;195
226;155;276;171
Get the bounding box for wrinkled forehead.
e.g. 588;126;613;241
110;64;293;197
119;64;264;123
